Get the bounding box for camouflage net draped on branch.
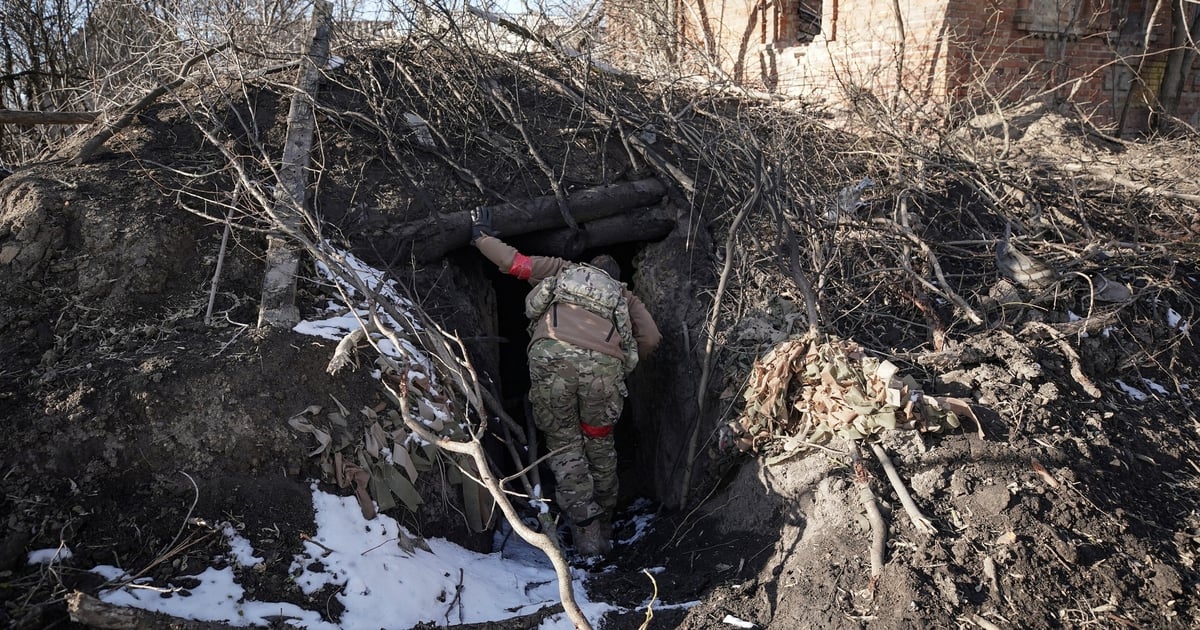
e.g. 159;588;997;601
727;336;982;456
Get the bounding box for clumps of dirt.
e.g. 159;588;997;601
0;166;201;307
0;155;363;626
613;314;1198;628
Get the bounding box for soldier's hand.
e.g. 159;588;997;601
470;206;495;243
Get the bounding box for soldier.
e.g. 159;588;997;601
470;207;661;556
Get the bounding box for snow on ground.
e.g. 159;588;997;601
1142;378;1170;396
1166;307;1190;333
1115;379;1149;401
294;243;434;378
66;245;691;628
27;546;72;564
616;498;656;545
86;485;615;628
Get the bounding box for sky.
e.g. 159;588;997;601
21;244;681;629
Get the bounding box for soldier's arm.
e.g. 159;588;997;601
626;293;661;359
474;235;568;283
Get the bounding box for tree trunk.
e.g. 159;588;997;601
0;110;97;125
257;1;333;328
377;178;667;263
1156;1;1200;131
1117;0;1166;135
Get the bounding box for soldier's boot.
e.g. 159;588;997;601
573;519;606;557
595;517;613;554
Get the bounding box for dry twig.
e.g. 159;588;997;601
852;445;887;593
868;442;936;535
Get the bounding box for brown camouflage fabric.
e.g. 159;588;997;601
527;338;626;524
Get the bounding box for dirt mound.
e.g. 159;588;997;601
2;38;1200;630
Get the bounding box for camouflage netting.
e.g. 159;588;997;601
727;335;981;460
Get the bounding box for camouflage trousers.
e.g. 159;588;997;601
527;338;626;525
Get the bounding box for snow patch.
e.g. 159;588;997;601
1115;379;1148;401
27;547;72;565
1142;378;1169;396
221;524;264;567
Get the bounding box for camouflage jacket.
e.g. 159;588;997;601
475;235;661;370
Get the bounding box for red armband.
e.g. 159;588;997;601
508;253;533;280
580;422;614;438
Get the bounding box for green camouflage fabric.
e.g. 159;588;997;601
527;338;626;524
525;263;639;374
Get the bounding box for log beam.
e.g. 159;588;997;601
395;177;667;262
508;203;675;258
0;110;98;125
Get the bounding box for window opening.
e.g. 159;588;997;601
796;0;822;44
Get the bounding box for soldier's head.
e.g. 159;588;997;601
589;254;620;281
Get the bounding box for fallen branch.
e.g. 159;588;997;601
69;43;231;165
852;445;887;594
1021;322;1102;398
859;482;887;584
67;591;240;629
484;79;578;231
873;213;984;326
868;442;935;535
901;286;947;352
784;223;821;336
325;305;532;456
0;110;98;125
384;378;593;630
638;568;660;629
511;59;697;195
465;5;627;78
1100;171;1200;204
406;603;565;630
204;207;234;326
326;325;373;375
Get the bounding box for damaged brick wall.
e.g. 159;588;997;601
604;0;1200;130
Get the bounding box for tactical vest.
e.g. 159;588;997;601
525;263;639;373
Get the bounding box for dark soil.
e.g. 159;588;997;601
2;41;1199;630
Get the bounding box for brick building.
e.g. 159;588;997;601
604;0;1200;131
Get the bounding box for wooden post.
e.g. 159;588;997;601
257;1;333;328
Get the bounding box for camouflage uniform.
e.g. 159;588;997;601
473;235;661;533
528;338;627;524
